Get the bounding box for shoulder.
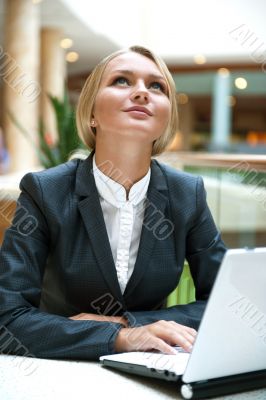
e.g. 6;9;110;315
151;159;207;214
152;158;203;191
151;160;210;226
19;158;81;200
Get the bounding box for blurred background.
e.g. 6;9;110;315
0;0;265;250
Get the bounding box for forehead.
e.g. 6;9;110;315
102;52;164;79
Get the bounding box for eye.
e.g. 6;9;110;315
150;81;166;93
112;77;129;86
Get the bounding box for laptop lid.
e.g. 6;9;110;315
183;247;266;383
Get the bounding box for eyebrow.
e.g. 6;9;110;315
111;69;166;81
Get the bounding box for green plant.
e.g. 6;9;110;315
9;91;86;169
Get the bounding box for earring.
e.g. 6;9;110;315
91;119;95;126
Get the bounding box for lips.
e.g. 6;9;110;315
124;106;153;116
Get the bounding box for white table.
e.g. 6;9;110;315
0;355;265;400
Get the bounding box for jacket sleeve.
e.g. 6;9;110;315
0;173;123;360
124;176;227;330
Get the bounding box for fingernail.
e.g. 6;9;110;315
170;348;178;355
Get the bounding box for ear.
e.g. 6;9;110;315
90;115;98;128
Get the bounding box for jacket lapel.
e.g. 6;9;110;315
75;152;126;307
124;160;169;299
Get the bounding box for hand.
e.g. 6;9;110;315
69;313;128;327
114;320;197;355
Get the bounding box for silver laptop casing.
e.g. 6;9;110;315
183;248;266;383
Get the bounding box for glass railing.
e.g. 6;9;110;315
158;152;266;249
158;152;266;306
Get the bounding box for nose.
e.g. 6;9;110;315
130;81;149;103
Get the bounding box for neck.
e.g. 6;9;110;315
94;139;152;194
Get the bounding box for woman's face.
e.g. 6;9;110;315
92;52;171;147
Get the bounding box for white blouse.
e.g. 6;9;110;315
93;156;151;294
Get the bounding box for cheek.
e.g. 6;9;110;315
94;94;112;120
158;100;171;125
94;89;123;119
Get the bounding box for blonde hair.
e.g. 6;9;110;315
76;45;178;156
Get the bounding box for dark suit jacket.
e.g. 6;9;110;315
0;152;226;360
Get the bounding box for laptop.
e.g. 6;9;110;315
100;248;266;399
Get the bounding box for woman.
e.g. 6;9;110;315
0;46;226;360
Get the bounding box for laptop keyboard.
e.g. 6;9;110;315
173;346;190;353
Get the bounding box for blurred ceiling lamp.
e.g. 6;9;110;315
235;77;247;89
60;38;73;49
177;93;189;105
217;67;230;77
66;51;79;63
194;54;206;65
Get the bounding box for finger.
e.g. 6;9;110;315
181;330;196;345
171;334;195;352
168;321;197;336
161;328;194;352
173;334;193;352
146;322;195;353
177;331;196;351
129;329;177;355
167;322;197;343
175;335;193;352
151;338;178;355
183;327;197;337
